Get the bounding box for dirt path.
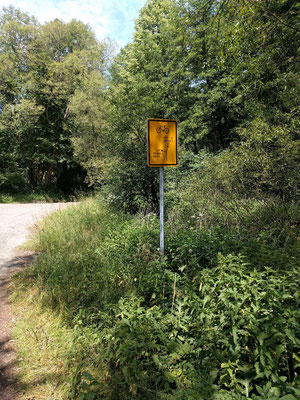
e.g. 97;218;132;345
0;203;76;399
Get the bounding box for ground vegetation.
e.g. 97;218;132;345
5;0;300;398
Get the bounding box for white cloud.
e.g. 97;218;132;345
0;0;146;47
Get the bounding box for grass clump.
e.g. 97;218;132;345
13;198;300;399
10;276;73;399
30;199;158;321
11;267;107;399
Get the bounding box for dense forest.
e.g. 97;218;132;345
1;1;299;206
1;0;300;399
0;6;109;193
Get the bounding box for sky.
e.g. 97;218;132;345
0;0;146;49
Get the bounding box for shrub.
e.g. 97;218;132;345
30;199;300;399
0;170;27;192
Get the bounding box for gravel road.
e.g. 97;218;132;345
0;202;76;399
0;203;75;276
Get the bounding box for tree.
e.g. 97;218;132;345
0;6;38;190
101;0;188;212
102;0;299;212
0;7;109;191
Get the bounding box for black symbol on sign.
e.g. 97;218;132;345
156;125;169;134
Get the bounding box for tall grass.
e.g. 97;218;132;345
30;199;159;322
11;283;73;399
14;198;300;399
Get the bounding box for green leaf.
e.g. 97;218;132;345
258;332;265;346
203;295;210;307
256;385;263;395
122;366;129;381
285;329;299;345
275;345;285;362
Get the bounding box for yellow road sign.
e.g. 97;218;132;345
147;119;178;167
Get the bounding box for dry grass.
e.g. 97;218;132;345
10;274;73;400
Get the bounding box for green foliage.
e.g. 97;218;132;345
28;199;300;399
5;0;300;398
98;253;299;399
1;0;299;207
0;6;110;193
102;154;160;213
168;115;299;246
0;170;26;192
0;187;70;203
93;0;300;214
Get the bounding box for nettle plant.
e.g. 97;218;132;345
189;254;300;398
87;253;299;399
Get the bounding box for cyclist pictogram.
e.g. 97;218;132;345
156;125;169;134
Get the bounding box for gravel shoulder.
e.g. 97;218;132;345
0;203;76;399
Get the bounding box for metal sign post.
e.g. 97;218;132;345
160;166;164;256
147;118;178;256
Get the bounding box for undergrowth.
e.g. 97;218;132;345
0;188;70;203
13;198;300;399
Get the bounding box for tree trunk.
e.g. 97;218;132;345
44;162;55;187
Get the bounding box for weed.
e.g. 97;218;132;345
12;198;300;399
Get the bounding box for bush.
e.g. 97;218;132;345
29;199;300;399
0;170;27;192
102;152;159;214
168;119;300;245
93;252;299;399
